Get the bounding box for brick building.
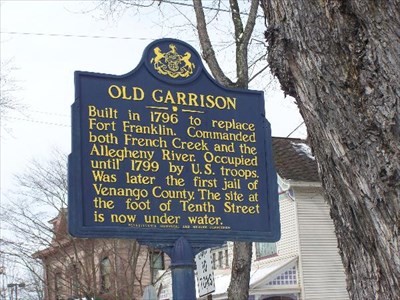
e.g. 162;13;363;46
34;209;167;300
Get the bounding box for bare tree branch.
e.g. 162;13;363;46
0;59;24;126
230;0;259;88
193;0;234;87
249;63;269;84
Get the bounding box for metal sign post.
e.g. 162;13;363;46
170;237;196;299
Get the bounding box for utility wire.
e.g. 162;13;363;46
1;1;264;42
0;31;229;45
25;110;69;118
0;31;184;42
3;116;70;128
161;0;264;17
286;121;305;138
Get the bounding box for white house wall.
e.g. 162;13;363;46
277;195;299;258
251;194;299;266
295;186;349;300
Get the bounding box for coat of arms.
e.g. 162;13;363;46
150;44;195;78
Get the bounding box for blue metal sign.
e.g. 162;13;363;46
69;38;280;247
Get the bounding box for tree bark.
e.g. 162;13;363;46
227;242;252;300
262;0;400;298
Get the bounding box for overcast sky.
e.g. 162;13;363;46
0;0;305;205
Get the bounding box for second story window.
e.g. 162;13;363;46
218;251;223;268
100;257;111;293
255;242;277;259
55;272;63;300
68;263;79;297
225;249;229;268
150;250;164;284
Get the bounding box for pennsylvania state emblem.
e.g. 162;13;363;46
150;44;195;78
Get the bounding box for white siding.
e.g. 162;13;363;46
251;195;299;266
295;187;349;300
277;195;299;257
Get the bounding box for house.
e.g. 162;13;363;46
33;208;168;300
157;137;349;300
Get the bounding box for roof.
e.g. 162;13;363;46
272;137;320;182
200;256;299;299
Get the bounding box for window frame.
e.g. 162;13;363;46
100;257;112;293
255;242;277;259
150;250;165;284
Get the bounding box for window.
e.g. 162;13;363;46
100;257;112;293
255;243;277;258
267;267;297;286
225;249;229;268
68;264;79;297
212;253;216;269
55;272;62;300
71;275;79;297
264;296;297;300
150;251;164;284
218;251;223;268
211;248;228;270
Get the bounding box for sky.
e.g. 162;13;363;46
0;0;306;206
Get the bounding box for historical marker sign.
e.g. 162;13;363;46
69;38;280;247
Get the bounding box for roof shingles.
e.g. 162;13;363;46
272;137;320;182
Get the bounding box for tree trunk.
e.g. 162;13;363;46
262;1;399;298
227;242;252;300
193;1;259;299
